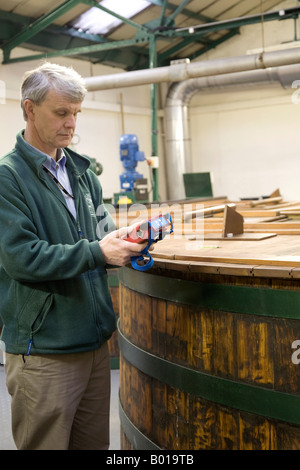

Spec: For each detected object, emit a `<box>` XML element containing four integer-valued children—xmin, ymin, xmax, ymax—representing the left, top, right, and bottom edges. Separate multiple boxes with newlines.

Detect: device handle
<box><xmin>130</xmin><ymin>251</ymin><xmax>154</xmax><ymax>271</ymax></box>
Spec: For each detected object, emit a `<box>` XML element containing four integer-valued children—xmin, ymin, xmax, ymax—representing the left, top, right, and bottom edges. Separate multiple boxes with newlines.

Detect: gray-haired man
<box><xmin>0</xmin><ymin>62</ymin><xmax>146</xmax><ymax>450</ymax></box>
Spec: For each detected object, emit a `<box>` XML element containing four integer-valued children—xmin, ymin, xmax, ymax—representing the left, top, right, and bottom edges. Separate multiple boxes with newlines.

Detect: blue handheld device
<box><xmin>125</xmin><ymin>213</ymin><xmax>173</xmax><ymax>271</ymax></box>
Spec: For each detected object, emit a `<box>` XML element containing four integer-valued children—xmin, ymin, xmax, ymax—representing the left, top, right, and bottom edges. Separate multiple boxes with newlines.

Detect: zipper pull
<box><xmin>26</xmin><ymin>337</ymin><xmax>33</xmax><ymax>356</ymax></box>
<box><xmin>77</xmin><ymin>223</ymin><xmax>83</xmax><ymax>239</ymax></box>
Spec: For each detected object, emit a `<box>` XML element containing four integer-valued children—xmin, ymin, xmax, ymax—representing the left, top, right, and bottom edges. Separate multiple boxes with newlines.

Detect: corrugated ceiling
<box><xmin>0</xmin><ymin>0</ymin><xmax>297</xmax><ymax>70</ymax></box>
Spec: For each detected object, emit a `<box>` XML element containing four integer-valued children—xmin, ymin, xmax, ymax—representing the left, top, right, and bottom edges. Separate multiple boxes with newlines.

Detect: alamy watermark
<box><xmin>291</xmin><ymin>80</ymin><xmax>300</xmax><ymax>104</ymax></box>
<box><xmin>96</xmin><ymin>201</ymin><xmax>205</xmax><ymax>250</ymax></box>
<box><xmin>291</xmin><ymin>340</ymin><xmax>300</xmax><ymax>364</ymax></box>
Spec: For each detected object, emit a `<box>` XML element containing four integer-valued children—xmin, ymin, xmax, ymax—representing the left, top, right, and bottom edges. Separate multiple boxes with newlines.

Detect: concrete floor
<box><xmin>0</xmin><ymin>364</ymin><xmax>120</xmax><ymax>450</ymax></box>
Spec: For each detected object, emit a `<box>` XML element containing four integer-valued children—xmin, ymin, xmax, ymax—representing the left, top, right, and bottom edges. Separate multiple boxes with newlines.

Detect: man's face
<box><xmin>28</xmin><ymin>88</ymin><xmax>82</xmax><ymax>155</ymax></box>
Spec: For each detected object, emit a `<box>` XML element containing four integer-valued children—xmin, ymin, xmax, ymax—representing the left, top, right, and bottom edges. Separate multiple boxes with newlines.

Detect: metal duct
<box><xmin>84</xmin><ymin>47</ymin><xmax>300</xmax><ymax>91</ymax></box>
<box><xmin>165</xmin><ymin>63</ymin><xmax>300</xmax><ymax>199</ymax></box>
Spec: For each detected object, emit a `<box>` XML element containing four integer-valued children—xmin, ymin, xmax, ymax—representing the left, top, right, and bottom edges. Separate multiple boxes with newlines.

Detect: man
<box><xmin>0</xmin><ymin>62</ymin><xmax>147</xmax><ymax>450</ymax></box>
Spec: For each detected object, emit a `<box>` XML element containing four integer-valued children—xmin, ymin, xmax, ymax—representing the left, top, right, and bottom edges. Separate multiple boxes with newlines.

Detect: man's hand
<box><xmin>99</xmin><ymin>223</ymin><xmax>152</xmax><ymax>267</ymax></box>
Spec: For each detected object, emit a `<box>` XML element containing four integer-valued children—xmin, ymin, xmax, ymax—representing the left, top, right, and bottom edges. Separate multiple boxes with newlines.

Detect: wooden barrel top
<box><xmin>152</xmin><ymin>235</ymin><xmax>300</xmax><ymax>278</ymax></box>
<box><xmin>113</xmin><ymin>195</ymin><xmax>300</xmax><ymax>279</ymax></box>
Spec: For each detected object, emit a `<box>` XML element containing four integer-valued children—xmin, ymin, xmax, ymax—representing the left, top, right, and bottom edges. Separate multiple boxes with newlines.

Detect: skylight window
<box><xmin>72</xmin><ymin>0</ymin><xmax>151</xmax><ymax>35</ymax></box>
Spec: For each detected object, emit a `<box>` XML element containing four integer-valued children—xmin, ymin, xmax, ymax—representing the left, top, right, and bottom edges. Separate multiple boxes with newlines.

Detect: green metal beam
<box><xmin>82</xmin><ymin>0</ymin><xmax>150</xmax><ymax>34</ymax></box>
<box><xmin>26</xmin><ymin>29</ymin><xmax>148</xmax><ymax>68</ymax></box>
<box><xmin>170</xmin><ymin>6</ymin><xmax>300</xmax><ymax>38</ymax></box>
<box><xmin>159</xmin><ymin>0</ymin><xmax>168</xmax><ymax>27</ymax></box>
<box><xmin>1</xmin><ymin>0</ymin><xmax>82</xmax><ymax>62</ymax></box>
<box><xmin>0</xmin><ymin>9</ymin><xmax>30</xmax><ymax>22</ymax></box>
<box><xmin>3</xmin><ymin>35</ymin><xmax>151</xmax><ymax>64</ymax></box>
<box><xmin>0</xmin><ymin>17</ymin><xmax>149</xmax><ymax>69</ymax></box>
<box><xmin>0</xmin><ymin>9</ymin><xmax>149</xmax><ymax>68</ymax></box>
<box><xmin>164</xmin><ymin>0</ymin><xmax>192</xmax><ymax>27</ymax></box>
<box><xmin>0</xmin><ymin>10</ymin><xmax>103</xmax><ymax>45</ymax></box>
<box><xmin>144</xmin><ymin>0</ymin><xmax>215</xmax><ymax>24</ymax></box>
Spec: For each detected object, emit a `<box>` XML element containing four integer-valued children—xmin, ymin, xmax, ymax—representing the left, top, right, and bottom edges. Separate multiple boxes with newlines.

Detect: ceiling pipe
<box><xmin>84</xmin><ymin>47</ymin><xmax>300</xmax><ymax>91</ymax></box>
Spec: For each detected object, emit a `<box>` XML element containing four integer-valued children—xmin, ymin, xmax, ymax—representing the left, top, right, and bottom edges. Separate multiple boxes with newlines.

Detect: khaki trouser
<box><xmin>4</xmin><ymin>343</ymin><xmax>110</xmax><ymax>450</ymax></box>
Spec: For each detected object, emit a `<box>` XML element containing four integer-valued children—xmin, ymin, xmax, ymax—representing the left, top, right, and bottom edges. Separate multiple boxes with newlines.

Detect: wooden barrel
<box><xmin>118</xmin><ymin>264</ymin><xmax>300</xmax><ymax>450</ymax></box>
<box><xmin>107</xmin><ymin>268</ymin><xmax>120</xmax><ymax>369</ymax></box>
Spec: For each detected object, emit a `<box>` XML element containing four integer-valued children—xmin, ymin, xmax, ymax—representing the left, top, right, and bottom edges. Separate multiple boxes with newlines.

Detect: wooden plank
<box><xmin>189</xmin><ymin>398</ymin><xmax>216</xmax><ymax>449</ymax></box>
<box><xmin>135</xmin><ymin>291</ymin><xmax>152</xmax><ymax>351</ymax></box>
<box><xmin>151</xmin><ymin>298</ymin><xmax>167</xmax><ymax>358</ymax></box>
<box><xmin>279</xmin><ymin>210</ymin><xmax>300</xmax><ymax>216</ymax></box>
<box><xmin>252</xmin><ymin>266</ymin><xmax>292</xmax><ymax>278</ymax></box>
<box><xmin>237</xmin><ymin>319</ymin><xmax>274</xmax><ymax>386</ymax></box>
<box><xmin>250</xmin><ymin>196</ymin><xmax>282</xmax><ymax>207</ymax></box>
<box><xmin>238</xmin><ymin>210</ymin><xmax>284</xmax><ymax>217</ymax></box>
<box><xmin>205</xmin><ymin>233</ymin><xmax>277</xmax><ymax>241</ymax></box>
<box><xmin>170</xmin><ymin>249</ymin><xmax>300</xmax><ymax>267</ymax></box>
<box><xmin>213</xmin><ymin>311</ymin><xmax>236</xmax><ymax>379</ymax></box>
<box><xmin>188</xmin><ymin>309</ymin><xmax>214</xmax><ymax>372</ymax></box>
<box><xmin>273</xmin><ymin>319</ymin><xmax>300</xmax><ymax>394</ymax></box>
<box><xmin>184</xmin><ymin>203</ymin><xmax>236</xmax><ymax>221</ymax></box>
<box><xmin>151</xmin><ymin>381</ymin><xmax>168</xmax><ymax>448</ymax></box>
<box><xmin>239</xmin><ymin>413</ymin><xmax>277</xmax><ymax>450</ymax></box>
<box><xmin>216</xmin><ymin>408</ymin><xmax>239</xmax><ymax>450</ymax></box>
<box><xmin>166</xmin><ymin>387</ymin><xmax>190</xmax><ymax>449</ymax></box>
<box><xmin>245</xmin><ymin>222</ymin><xmax>300</xmax><ymax>229</ymax></box>
<box><xmin>277</xmin><ymin>424</ymin><xmax>300</xmax><ymax>450</ymax></box>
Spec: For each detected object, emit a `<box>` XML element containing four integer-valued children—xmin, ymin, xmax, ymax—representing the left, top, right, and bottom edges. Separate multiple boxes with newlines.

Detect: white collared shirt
<box><xmin>21</xmin><ymin>135</ymin><xmax>77</xmax><ymax>220</ymax></box>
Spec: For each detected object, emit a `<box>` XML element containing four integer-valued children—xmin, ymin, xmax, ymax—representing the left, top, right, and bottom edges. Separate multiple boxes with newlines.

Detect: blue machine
<box><xmin>119</xmin><ymin>134</ymin><xmax>145</xmax><ymax>192</ymax></box>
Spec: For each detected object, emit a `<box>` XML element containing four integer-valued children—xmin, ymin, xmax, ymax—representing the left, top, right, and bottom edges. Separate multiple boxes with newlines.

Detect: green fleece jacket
<box><xmin>0</xmin><ymin>131</ymin><xmax>117</xmax><ymax>355</ymax></box>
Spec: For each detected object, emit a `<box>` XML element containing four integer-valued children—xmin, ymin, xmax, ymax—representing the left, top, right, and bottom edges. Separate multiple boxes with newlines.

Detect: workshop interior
<box><xmin>2</xmin><ymin>0</ymin><xmax>300</xmax><ymax>451</ymax></box>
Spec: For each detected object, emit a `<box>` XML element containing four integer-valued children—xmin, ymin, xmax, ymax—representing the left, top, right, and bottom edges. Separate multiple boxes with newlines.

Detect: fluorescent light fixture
<box><xmin>72</xmin><ymin>0</ymin><xmax>151</xmax><ymax>35</ymax></box>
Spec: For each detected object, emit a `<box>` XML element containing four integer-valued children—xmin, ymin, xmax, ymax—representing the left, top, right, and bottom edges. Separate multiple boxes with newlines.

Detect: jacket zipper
<box><xmin>26</xmin><ymin>294</ymin><xmax>53</xmax><ymax>356</ymax></box>
<box><xmin>26</xmin><ymin>335</ymin><xmax>33</xmax><ymax>356</ymax></box>
<box><xmin>77</xmin><ymin>222</ymin><xmax>83</xmax><ymax>239</ymax></box>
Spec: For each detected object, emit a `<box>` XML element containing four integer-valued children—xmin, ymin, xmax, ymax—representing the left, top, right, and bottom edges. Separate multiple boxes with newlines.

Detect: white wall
<box><xmin>188</xmin><ymin>0</ymin><xmax>300</xmax><ymax>201</ymax></box>
<box><xmin>189</xmin><ymin>85</ymin><xmax>300</xmax><ymax>200</ymax></box>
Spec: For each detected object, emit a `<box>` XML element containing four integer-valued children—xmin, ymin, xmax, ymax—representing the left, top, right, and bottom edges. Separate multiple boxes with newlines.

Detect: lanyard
<box><xmin>42</xmin><ymin>166</ymin><xmax>74</xmax><ymax>199</ymax></box>
<box><xmin>42</xmin><ymin>166</ymin><xmax>86</xmax><ymax>239</ymax></box>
